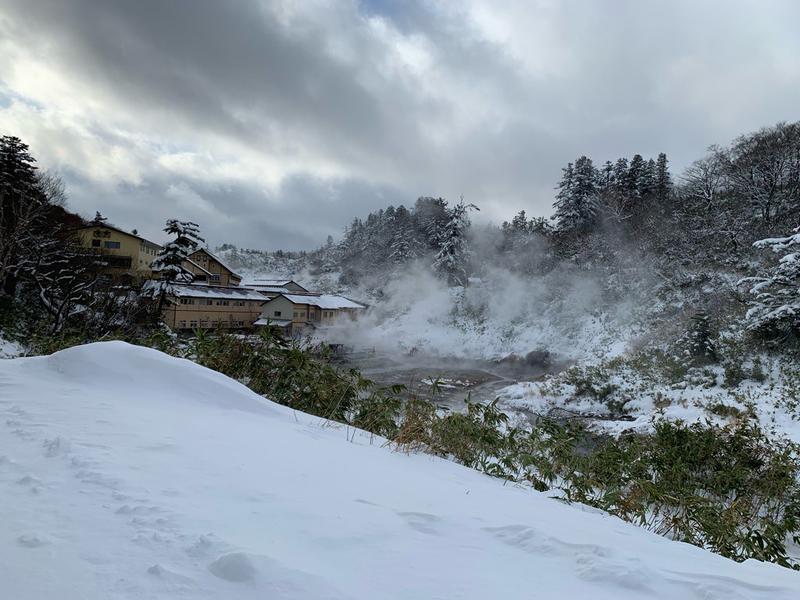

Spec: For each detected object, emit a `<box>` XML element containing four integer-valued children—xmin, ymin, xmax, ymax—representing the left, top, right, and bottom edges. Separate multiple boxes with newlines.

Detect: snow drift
<box><xmin>1</xmin><ymin>341</ymin><xmax>798</xmax><ymax>599</ymax></box>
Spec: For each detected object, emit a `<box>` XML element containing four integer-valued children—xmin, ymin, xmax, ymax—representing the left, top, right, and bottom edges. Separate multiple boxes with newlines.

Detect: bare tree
<box><xmin>681</xmin><ymin>149</ymin><xmax>726</xmax><ymax>209</ymax></box>
<box><xmin>722</xmin><ymin>122</ymin><xmax>800</xmax><ymax>224</ymax></box>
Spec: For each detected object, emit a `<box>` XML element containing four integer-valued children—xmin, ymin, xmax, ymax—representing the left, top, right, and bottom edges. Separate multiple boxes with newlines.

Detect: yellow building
<box><xmin>183</xmin><ymin>248</ymin><xmax>242</xmax><ymax>287</ymax></box>
<box><xmin>74</xmin><ymin>223</ymin><xmax>162</xmax><ymax>284</ymax></box>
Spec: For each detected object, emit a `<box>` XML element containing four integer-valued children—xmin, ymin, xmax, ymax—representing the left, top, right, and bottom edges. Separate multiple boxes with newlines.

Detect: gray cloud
<box><xmin>0</xmin><ymin>0</ymin><xmax>798</xmax><ymax>248</ymax></box>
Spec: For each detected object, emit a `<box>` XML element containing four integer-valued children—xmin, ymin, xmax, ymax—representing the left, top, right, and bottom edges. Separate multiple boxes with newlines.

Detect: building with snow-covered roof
<box><xmin>245</xmin><ymin>279</ymin><xmax>309</xmax><ymax>294</ymax></box>
<box><xmin>257</xmin><ymin>293</ymin><xmax>367</xmax><ymax>334</ymax></box>
<box><xmin>183</xmin><ymin>248</ymin><xmax>242</xmax><ymax>287</ymax></box>
<box><xmin>157</xmin><ymin>283</ymin><xmax>267</xmax><ymax>331</ymax></box>
<box><xmin>242</xmin><ymin>279</ymin><xmax>310</xmax><ymax>299</ymax></box>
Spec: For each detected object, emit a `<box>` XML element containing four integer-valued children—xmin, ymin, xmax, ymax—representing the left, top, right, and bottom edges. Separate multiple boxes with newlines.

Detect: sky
<box><xmin>1</xmin><ymin>0</ymin><xmax>798</xmax><ymax>250</ymax></box>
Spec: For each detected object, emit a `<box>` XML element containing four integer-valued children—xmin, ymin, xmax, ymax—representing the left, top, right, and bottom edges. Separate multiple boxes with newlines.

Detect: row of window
<box><xmin>91</xmin><ymin>239</ymin><xmax>121</xmax><ymax>249</ymax></box>
<box><xmin>179</xmin><ymin>298</ymin><xmax>252</xmax><ymax>306</ymax></box>
<box><xmin>285</xmin><ymin>310</ymin><xmax>337</xmax><ymax>319</ymax></box>
<box><xmin>178</xmin><ymin>320</ymin><xmax>247</xmax><ymax>329</ymax></box>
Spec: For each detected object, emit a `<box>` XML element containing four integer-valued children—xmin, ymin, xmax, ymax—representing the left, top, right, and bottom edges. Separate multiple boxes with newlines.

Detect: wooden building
<box><xmin>159</xmin><ymin>283</ymin><xmax>266</xmax><ymax>330</ymax></box>
<box><xmin>256</xmin><ymin>293</ymin><xmax>367</xmax><ymax>334</ymax></box>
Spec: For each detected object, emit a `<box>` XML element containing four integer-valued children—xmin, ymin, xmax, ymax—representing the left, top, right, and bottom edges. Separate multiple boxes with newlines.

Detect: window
<box><xmin>206</xmin><ymin>299</ymin><xmax>213</xmax><ymax>305</ymax></box>
<box><xmin>179</xmin><ymin>298</ymin><xmax>195</xmax><ymax>305</ymax></box>
<box><xmin>274</xmin><ymin>311</ymin><xmax>282</xmax><ymax>317</ymax></box>
<box><xmin>91</xmin><ymin>239</ymin><xmax>101</xmax><ymax>247</ymax></box>
<box><xmin>209</xmin><ymin>274</ymin><xmax>220</xmax><ymax>283</ymax></box>
<box><xmin>236</xmin><ymin>300</ymin><xmax>245</xmax><ymax>306</ymax></box>
<box><xmin>189</xmin><ymin>320</ymin><xmax>198</xmax><ymax>328</ymax></box>
<box><xmin>179</xmin><ymin>320</ymin><xmax>187</xmax><ymax>328</ymax></box>
<box><xmin>200</xmin><ymin>319</ymin><xmax>208</xmax><ymax>328</ymax></box>
<box><xmin>216</xmin><ymin>300</ymin><xmax>229</xmax><ymax>306</ymax></box>
<box><xmin>104</xmin><ymin>241</ymin><xmax>121</xmax><ymax>249</ymax></box>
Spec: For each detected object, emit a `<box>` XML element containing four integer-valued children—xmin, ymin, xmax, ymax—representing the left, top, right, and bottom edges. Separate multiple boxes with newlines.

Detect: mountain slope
<box><xmin>1</xmin><ymin>342</ymin><xmax>798</xmax><ymax>599</ymax></box>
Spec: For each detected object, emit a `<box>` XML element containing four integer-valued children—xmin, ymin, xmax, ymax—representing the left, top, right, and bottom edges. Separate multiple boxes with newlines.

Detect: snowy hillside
<box><xmin>1</xmin><ymin>342</ymin><xmax>799</xmax><ymax>599</ymax></box>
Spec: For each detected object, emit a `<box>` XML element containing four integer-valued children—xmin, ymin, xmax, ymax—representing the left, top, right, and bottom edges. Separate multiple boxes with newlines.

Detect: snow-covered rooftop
<box><xmin>1</xmin><ymin>341</ymin><xmax>797</xmax><ymax>599</ymax></box>
<box><xmin>244</xmin><ymin>284</ymin><xmax>293</xmax><ymax>294</ymax></box>
<box><xmin>279</xmin><ymin>293</ymin><xmax>367</xmax><ymax>310</ymax></box>
<box><xmin>169</xmin><ymin>283</ymin><xmax>266</xmax><ymax>301</ymax></box>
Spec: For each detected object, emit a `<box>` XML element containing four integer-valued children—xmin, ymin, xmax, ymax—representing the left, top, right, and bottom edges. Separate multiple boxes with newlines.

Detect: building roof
<box><xmin>248</xmin><ymin>286</ymin><xmax>293</xmax><ymax>295</ymax></box>
<box><xmin>184</xmin><ymin>258</ymin><xmax>212</xmax><ymax>276</ymax></box>
<box><xmin>74</xmin><ymin>222</ymin><xmax>162</xmax><ymax>248</ymax></box>
<box><xmin>190</xmin><ymin>248</ymin><xmax>241</xmax><ymax>279</ymax></box>
<box><xmin>244</xmin><ymin>279</ymin><xmax>309</xmax><ymax>292</ymax></box>
<box><xmin>168</xmin><ymin>283</ymin><xmax>267</xmax><ymax>301</ymax></box>
<box><xmin>273</xmin><ymin>293</ymin><xmax>367</xmax><ymax>310</ymax></box>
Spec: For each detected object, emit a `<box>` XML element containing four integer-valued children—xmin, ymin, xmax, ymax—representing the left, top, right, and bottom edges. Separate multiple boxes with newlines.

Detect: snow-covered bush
<box><xmin>744</xmin><ymin>227</ymin><xmax>800</xmax><ymax>342</ymax></box>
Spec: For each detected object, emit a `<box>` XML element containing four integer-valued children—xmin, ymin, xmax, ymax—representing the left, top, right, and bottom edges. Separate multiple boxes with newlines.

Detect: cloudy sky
<box><xmin>1</xmin><ymin>0</ymin><xmax>798</xmax><ymax>249</ymax></box>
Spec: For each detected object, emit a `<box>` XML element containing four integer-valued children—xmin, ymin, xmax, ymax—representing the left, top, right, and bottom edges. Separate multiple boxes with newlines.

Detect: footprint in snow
<box><xmin>17</xmin><ymin>533</ymin><xmax>52</xmax><ymax>548</ymax></box>
<box><xmin>397</xmin><ymin>511</ymin><xmax>442</xmax><ymax>535</ymax></box>
<box><xmin>43</xmin><ymin>436</ymin><xmax>71</xmax><ymax>457</ymax></box>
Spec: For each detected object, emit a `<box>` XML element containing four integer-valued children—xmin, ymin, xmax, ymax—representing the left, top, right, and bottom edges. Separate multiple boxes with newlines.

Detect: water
<box><xmin>336</xmin><ymin>348</ymin><xmax>567</xmax><ymax>411</ymax></box>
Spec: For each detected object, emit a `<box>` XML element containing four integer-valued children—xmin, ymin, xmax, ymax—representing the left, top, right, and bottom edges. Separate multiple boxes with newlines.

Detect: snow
<box><xmin>168</xmin><ymin>283</ymin><xmax>268</xmax><ymax>301</ymax></box>
<box><xmin>0</xmin><ymin>335</ymin><xmax>23</xmax><ymax>358</ymax></box>
<box><xmin>279</xmin><ymin>293</ymin><xmax>367</xmax><ymax>310</ymax></box>
<box><xmin>1</xmin><ymin>341</ymin><xmax>799</xmax><ymax>598</ymax></box>
<box><xmin>497</xmin><ymin>358</ymin><xmax>800</xmax><ymax>443</ymax></box>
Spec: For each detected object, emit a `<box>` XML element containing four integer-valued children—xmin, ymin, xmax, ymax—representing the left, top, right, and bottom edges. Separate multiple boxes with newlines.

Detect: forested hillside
<box><xmin>218</xmin><ymin>121</ymin><xmax>800</xmax><ymax>360</ymax></box>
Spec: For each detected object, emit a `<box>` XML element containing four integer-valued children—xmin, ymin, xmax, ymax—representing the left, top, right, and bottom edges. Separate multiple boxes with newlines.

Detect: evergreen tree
<box><xmin>433</xmin><ymin>200</ymin><xmax>478</xmax><ymax>286</ymax></box>
<box><xmin>612</xmin><ymin>158</ymin><xmax>629</xmax><ymax>194</ymax></box>
<box><xmin>627</xmin><ymin>154</ymin><xmax>646</xmax><ymax>198</ymax></box>
<box><xmin>655</xmin><ymin>152</ymin><xmax>671</xmax><ymax>201</ymax></box>
<box><xmin>553</xmin><ymin>156</ymin><xmax>600</xmax><ymax>232</ymax></box>
<box><xmin>0</xmin><ymin>135</ymin><xmax>41</xmax><ymax>296</ymax></box>
<box><xmin>743</xmin><ymin>226</ymin><xmax>800</xmax><ymax>341</ymax></box>
<box><xmin>687</xmin><ymin>310</ymin><xmax>717</xmax><ymax>363</ymax></box>
<box><xmin>152</xmin><ymin>220</ymin><xmax>205</xmax><ymax>285</ymax></box>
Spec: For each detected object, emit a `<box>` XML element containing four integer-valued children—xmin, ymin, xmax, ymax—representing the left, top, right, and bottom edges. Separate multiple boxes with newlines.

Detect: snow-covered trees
<box><xmin>553</xmin><ymin>156</ymin><xmax>600</xmax><ymax>232</ymax></box>
<box><xmin>152</xmin><ymin>220</ymin><xmax>204</xmax><ymax>284</ymax></box>
<box><xmin>16</xmin><ymin>236</ymin><xmax>101</xmax><ymax>333</ymax></box>
<box><xmin>687</xmin><ymin>310</ymin><xmax>717</xmax><ymax>363</ymax></box>
<box><xmin>722</xmin><ymin>122</ymin><xmax>800</xmax><ymax>224</ymax></box>
<box><xmin>433</xmin><ymin>200</ymin><xmax>478</xmax><ymax>287</ymax></box>
<box><xmin>0</xmin><ymin>136</ymin><xmax>45</xmax><ymax>296</ymax></box>
<box><xmin>147</xmin><ymin>220</ymin><xmax>205</xmax><ymax>311</ymax></box>
<box><xmin>744</xmin><ymin>227</ymin><xmax>800</xmax><ymax>340</ymax></box>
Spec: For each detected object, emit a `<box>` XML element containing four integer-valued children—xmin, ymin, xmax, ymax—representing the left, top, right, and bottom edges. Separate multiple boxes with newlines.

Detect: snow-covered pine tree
<box><xmin>433</xmin><ymin>199</ymin><xmax>478</xmax><ymax>287</ymax></box>
<box><xmin>743</xmin><ymin>226</ymin><xmax>800</xmax><ymax>340</ymax></box>
<box><xmin>553</xmin><ymin>156</ymin><xmax>600</xmax><ymax>232</ymax></box>
<box><xmin>612</xmin><ymin>157</ymin><xmax>629</xmax><ymax>193</ymax></box>
<box><xmin>389</xmin><ymin>226</ymin><xmax>413</xmax><ymax>265</ymax></box>
<box><xmin>0</xmin><ymin>135</ymin><xmax>42</xmax><ymax>296</ymax></box>
<box><xmin>687</xmin><ymin>309</ymin><xmax>717</xmax><ymax>363</ymax></box>
<box><xmin>640</xmin><ymin>158</ymin><xmax>657</xmax><ymax>199</ymax></box>
<box><xmin>152</xmin><ymin>220</ymin><xmax>204</xmax><ymax>284</ymax></box>
<box><xmin>655</xmin><ymin>152</ymin><xmax>671</xmax><ymax>202</ymax></box>
<box><xmin>627</xmin><ymin>154</ymin><xmax>646</xmax><ymax>198</ymax></box>
<box><xmin>147</xmin><ymin>220</ymin><xmax>205</xmax><ymax>312</ymax></box>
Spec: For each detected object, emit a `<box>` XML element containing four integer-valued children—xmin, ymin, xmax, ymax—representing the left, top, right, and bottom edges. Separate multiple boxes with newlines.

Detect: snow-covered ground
<box><xmin>497</xmin><ymin>357</ymin><xmax>800</xmax><ymax>442</ymax></box>
<box><xmin>0</xmin><ymin>335</ymin><xmax>23</xmax><ymax>358</ymax></box>
<box><xmin>2</xmin><ymin>342</ymin><xmax>799</xmax><ymax>599</ymax></box>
